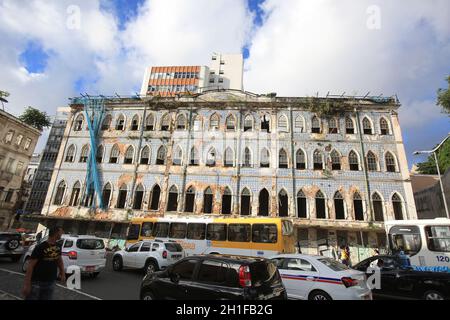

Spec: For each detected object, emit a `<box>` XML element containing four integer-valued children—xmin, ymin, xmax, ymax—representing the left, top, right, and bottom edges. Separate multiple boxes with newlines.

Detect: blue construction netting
<box><xmin>78</xmin><ymin>97</ymin><xmax>105</xmax><ymax>210</ymax></box>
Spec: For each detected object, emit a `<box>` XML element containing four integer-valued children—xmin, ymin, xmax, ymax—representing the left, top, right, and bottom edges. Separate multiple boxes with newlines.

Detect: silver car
<box><xmin>0</xmin><ymin>232</ymin><xmax>24</xmax><ymax>262</ymax></box>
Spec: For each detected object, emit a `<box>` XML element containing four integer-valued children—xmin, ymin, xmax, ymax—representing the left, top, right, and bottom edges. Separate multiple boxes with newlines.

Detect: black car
<box><xmin>140</xmin><ymin>254</ymin><xmax>287</xmax><ymax>300</ymax></box>
<box><xmin>353</xmin><ymin>255</ymin><xmax>450</xmax><ymax>300</ymax></box>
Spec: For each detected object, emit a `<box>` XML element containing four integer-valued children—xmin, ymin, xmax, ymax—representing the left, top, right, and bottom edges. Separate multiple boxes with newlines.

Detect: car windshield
<box><xmin>165</xmin><ymin>243</ymin><xmax>183</xmax><ymax>252</ymax></box>
<box><xmin>318</xmin><ymin>258</ymin><xmax>349</xmax><ymax>271</ymax></box>
<box><xmin>76</xmin><ymin>239</ymin><xmax>105</xmax><ymax>250</ymax></box>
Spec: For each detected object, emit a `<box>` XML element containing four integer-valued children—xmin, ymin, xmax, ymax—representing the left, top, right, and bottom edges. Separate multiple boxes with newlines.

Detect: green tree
<box><xmin>437</xmin><ymin>76</ymin><xmax>450</xmax><ymax>114</ymax></box>
<box><xmin>18</xmin><ymin>107</ymin><xmax>51</xmax><ymax>131</ymax></box>
<box><xmin>417</xmin><ymin>139</ymin><xmax>450</xmax><ymax>174</ymax></box>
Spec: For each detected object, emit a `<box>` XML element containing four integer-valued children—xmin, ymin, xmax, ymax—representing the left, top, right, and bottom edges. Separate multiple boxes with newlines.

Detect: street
<box><xmin>0</xmin><ymin>253</ymin><xmax>144</xmax><ymax>300</ymax></box>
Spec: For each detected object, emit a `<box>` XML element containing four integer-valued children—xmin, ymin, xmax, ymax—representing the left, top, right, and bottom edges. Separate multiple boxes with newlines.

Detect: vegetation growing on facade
<box><xmin>437</xmin><ymin>76</ymin><xmax>450</xmax><ymax>115</ymax></box>
<box><xmin>19</xmin><ymin>107</ymin><xmax>52</xmax><ymax>131</ymax></box>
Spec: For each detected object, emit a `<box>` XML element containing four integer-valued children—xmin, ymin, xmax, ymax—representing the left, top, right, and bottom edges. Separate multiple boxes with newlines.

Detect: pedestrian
<box><xmin>340</xmin><ymin>245</ymin><xmax>350</xmax><ymax>266</ymax></box>
<box><xmin>22</xmin><ymin>226</ymin><xmax>66</xmax><ymax>300</ymax></box>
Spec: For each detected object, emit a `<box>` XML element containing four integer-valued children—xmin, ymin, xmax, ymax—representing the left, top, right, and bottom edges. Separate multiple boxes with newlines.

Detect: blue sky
<box><xmin>1</xmin><ymin>0</ymin><xmax>449</xmax><ymax>167</ymax></box>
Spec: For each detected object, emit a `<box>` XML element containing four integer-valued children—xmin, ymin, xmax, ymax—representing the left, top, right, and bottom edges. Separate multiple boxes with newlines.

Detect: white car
<box><xmin>271</xmin><ymin>254</ymin><xmax>372</xmax><ymax>300</ymax></box>
<box><xmin>22</xmin><ymin>235</ymin><xmax>107</xmax><ymax>277</ymax></box>
<box><xmin>112</xmin><ymin>240</ymin><xmax>185</xmax><ymax>274</ymax></box>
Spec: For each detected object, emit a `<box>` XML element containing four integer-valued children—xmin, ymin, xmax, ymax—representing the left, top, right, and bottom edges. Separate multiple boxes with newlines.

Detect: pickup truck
<box><xmin>353</xmin><ymin>255</ymin><xmax>450</xmax><ymax>300</ymax></box>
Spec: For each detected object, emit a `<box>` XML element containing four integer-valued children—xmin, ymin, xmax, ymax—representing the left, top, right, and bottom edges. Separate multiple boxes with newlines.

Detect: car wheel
<box><xmin>112</xmin><ymin>256</ymin><xmax>123</xmax><ymax>271</ymax></box>
<box><xmin>5</xmin><ymin>239</ymin><xmax>20</xmax><ymax>251</ymax></box>
<box><xmin>144</xmin><ymin>260</ymin><xmax>158</xmax><ymax>275</ymax></box>
<box><xmin>309</xmin><ymin>290</ymin><xmax>332</xmax><ymax>301</ymax></box>
<box><xmin>22</xmin><ymin>257</ymin><xmax>29</xmax><ymax>273</ymax></box>
<box><xmin>424</xmin><ymin>290</ymin><xmax>444</xmax><ymax>300</ymax></box>
<box><xmin>141</xmin><ymin>290</ymin><xmax>156</xmax><ymax>300</ymax></box>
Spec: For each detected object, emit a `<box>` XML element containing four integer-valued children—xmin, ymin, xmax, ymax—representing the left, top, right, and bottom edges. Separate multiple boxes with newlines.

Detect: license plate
<box><xmin>85</xmin><ymin>266</ymin><xmax>95</xmax><ymax>272</ymax></box>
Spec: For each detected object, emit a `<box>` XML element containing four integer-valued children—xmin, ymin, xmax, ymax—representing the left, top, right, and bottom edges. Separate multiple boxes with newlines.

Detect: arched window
<box><xmin>316</xmin><ymin>191</ymin><xmax>326</xmax><ymax>219</ymax></box>
<box><xmin>260</xmin><ymin>148</ymin><xmax>270</xmax><ymax>168</ymax></box>
<box><xmin>278</xmin><ymin>115</ymin><xmax>288</xmax><ymax>132</ymax></box>
<box><xmin>224</xmin><ymin>147</ymin><xmax>234</xmax><ymax>167</ymax></box>
<box><xmin>54</xmin><ymin>181</ymin><xmax>66</xmax><ymax>205</ymax></box>
<box><xmin>176</xmin><ymin>114</ymin><xmax>187</xmax><ymax>130</ymax></box>
<box><xmin>278</xmin><ymin>189</ymin><xmax>289</xmax><ymax>217</ymax></box>
<box><xmin>145</xmin><ymin>114</ymin><xmax>155</xmax><ymax>131</ymax></box>
<box><xmin>279</xmin><ymin>149</ymin><xmax>288</xmax><ymax>168</ymax></box>
<box><xmin>367</xmin><ymin>151</ymin><xmax>378</xmax><ymax>171</ymax></box>
<box><xmin>184</xmin><ymin>186</ymin><xmax>195</xmax><ymax>213</ymax></box>
<box><xmin>372</xmin><ymin>193</ymin><xmax>384</xmax><ymax>222</ymax></box>
<box><xmin>385</xmin><ymin>152</ymin><xmax>397</xmax><ymax>172</ymax></box>
<box><xmin>167</xmin><ymin>185</ymin><xmax>179</xmax><ymax>212</ymax></box>
<box><xmin>79</xmin><ymin>145</ymin><xmax>89</xmax><ymax>163</ymax></box>
<box><xmin>392</xmin><ymin>193</ymin><xmax>404</xmax><ymax>220</ymax></box>
<box><xmin>354</xmin><ymin>192</ymin><xmax>364</xmax><ymax>221</ymax></box>
<box><xmin>190</xmin><ymin>147</ymin><xmax>199</xmax><ymax>166</ymax></box>
<box><xmin>362</xmin><ymin>117</ymin><xmax>372</xmax><ymax>135</ymax></box>
<box><xmin>124</xmin><ymin>146</ymin><xmax>134</xmax><ymax>164</ymax></box>
<box><xmin>173</xmin><ymin>146</ymin><xmax>183</xmax><ymax>166</ymax></box>
<box><xmin>209</xmin><ymin>113</ymin><xmax>220</xmax><ymax>130</ymax></box>
<box><xmin>260</xmin><ymin>113</ymin><xmax>270</xmax><ymax>132</ymax></box>
<box><xmin>84</xmin><ymin>185</ymin><xmax>95</xmax><ymax>207</ymax></box>
<box><xmin>349</xmin><ymin>151</ymin><xmax>359</xmax><ymax>171</ymax></box>
<box><xmin>69</xmin><ymin>182</ymin><xmax>81</xmax><ymax>206</ymax></box>
<box><xmin>161</xmin><ymin>114</ymin><xmax>171</xmax><ymax>131</ymax></box>
<box><xmin>296</xmin><ymin>149</ymin><xmax>306</xmax><ymax>170</ymax></box>
<box><xmin>312</xmin><ymin>116</ymin><xmax>321</xmax><ymax>133</ymax></box>
<box><xmin>116</xmin><ymin>114</ymin><xmax>125</xmax><ymax>131</ymax></box>
<box><xmin>74</xmin><ymin>114</ymin><xmax>84</xmax><ymax>131</ymax></box>
<box><xmin>258</xmin><ymin>189</ymin><xmax>270</xmax><ymax>216</ymax></box>
<box><xmin>313</xmin><ymin>150</ymin><xmax>323</xmax><ymax>170</ymax></box>
<box><xmin>345</xmin><ymin>117</ymin><xmax>355</xmax><ymax>134</ymax></box>
<box><xmin>241</xmin><ymin>188</ymin><xmax>251</xmax><ymax>216</ymax></box>
<box><xmin>244</xmin><ymin>115</ymin><xmax>254</xmax><ymax>132</ymax></box>
<box><xmin>130</xmin><ymin>115</ymin><xmax>139</xmax><ymax>131</ymax></box>
<box><xmin>330</xmin><ymin>150</ymin><xmax>341</xmax><ymax>170</ymax></box>
<box><xmin>156</xmin><ymin>146</ymin><xmax>167</xmax><ymax>165</ymax></box>
<box><xmin>65</xmin><ymin>145</ymin><xmax>76</xmax><ymax>162</ymax></box>
<box><xmin>102</xmin><ymin>183</ymin><xmax>112</xmax><ymax>207</ymax></box>
<box><xmin>243</xmin><ymin>147</ymin><xmax>252</xmax><ymax>167</ymax></box>
<box><xmin>328</xmin><ymin>118</ymin><xmax>338</xmax><ymax>134</ymax></box>
<box><xmin>222</xmin><ymin>187</ymin><xmax>232</xmax><ymax>215</ymax></box>
<box><xmin>110</xmin><ymin>144</ymin><xmax>120</xmax><ymax>164</ymax></box>
<box><xmin>117</xmin><ymin>184</ymin><xmax>128</xmax><ymax>209</ymax></box>
<box><xmin>226</xmin><ymin>115</ymin><xmax>236</xmax><ymax>131</ymax></box>
<box><xmin>380</xmin><ymin>117</ymin><xmax>389</xmax><ymax>135</ymax></box>
<box><xmin>101</xmin><ymin>115</ymin><xmax>111</xmax><ymax>131</ymax></box>
<box><xmin>203</xmin><ymin>187</ymin><xmax>213</xmax><ymax>214</ymax></box>
<box><xmin>96</xmin><ymin>145</ymin><xmax>104</xmax><ymax>163</ymax></box>
<box><xmin>149</xmin><ymin>184</ymin><xmax>161</xmax><ymax>211</ymax></box>
<box><xmin>206</xmin><ymin>147</ymin><xmax>216</xmax><ymax>167</ymax></box>
<box><xmin>140</xmin><ymin>146</ymin><xmax>150</xmax><ymax>165</ymax></box>
<box><xmin>297</xmin><ymin>190</ymin><xmax>307</xmax><ymax>218</ymax></box>
<box><xmin>133</xmin><ymin>184</ymin><xmax>144</xmax><ymax>210</ymax></box>
<box><xmin>193</xmin><ymin>115</ymin><xmax>202</xmax><ymax>131</ymax></box>
<box><xmin>334</xmin><ymin>192</ymin><xmax>345</xmax><ymax>220</ymax></box>
<box><xmin>295</xmin><ymin>115</ymin><xmax>304</xmax><ymax>133</ymax></box>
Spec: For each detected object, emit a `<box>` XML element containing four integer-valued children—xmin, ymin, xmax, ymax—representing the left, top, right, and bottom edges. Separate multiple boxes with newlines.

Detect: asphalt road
<box><xmin>0</xmin><ymin>253</ymin><xmax>144</xmax><ymax>300</ymax></box>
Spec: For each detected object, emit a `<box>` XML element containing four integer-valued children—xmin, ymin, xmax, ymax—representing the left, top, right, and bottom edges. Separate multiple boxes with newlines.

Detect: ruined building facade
<box><xmin>40</xmin><ymin>91</ymin><xmax>417</xmax><ymax>254</ymax></box>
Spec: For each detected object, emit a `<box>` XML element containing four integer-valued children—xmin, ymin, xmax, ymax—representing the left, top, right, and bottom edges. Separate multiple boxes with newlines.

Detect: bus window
<box><xmin>282</xmin><ymin>220</ymin><xmax>294</xmax><ymax>236</ymax></box>
<box><xmin>425</xmin><ymin>226</ymin><xmax>450</xmax><ymax>252</ymax></box>
<box><xmin>169</xmin><ymin>223</ymin><xmax>187</xmax><ymax>239</ymax></box>
<box><xmin>151</xmin><ymin>222</ymin><xmax>169</xmax><ymax>238</ymax></box>
<box><xmin>252</xmin><ymin>224</ymin><xmax>277</xmax><ymax>243</ymax></box>
<box><xmin>228</xmin><ymin>224</ymin><xmax>251</xmax><ymax>242</ymax></box>
<box><xmin>206</xmin><ymin>224</ymin><xmax>227</xmax><ymax>241</ymax></box>
<box><xmin>187</xmin><ymin>223</ymin><xmax>206</xmax><ymax>240</ymax></box>
<box><xmin>389</xmin><ymin>226</ymin><xmax>421</xmax><ymax>255</ymax></box>
<box><xmin>127</xmin><ymin>224</ymin><xmax>140</xmax><ymax>240</ymax></box>
<box><xmin>141</xmin><ymin>222</ymin><xmax>153</xmax><ymax>237</ymax></box>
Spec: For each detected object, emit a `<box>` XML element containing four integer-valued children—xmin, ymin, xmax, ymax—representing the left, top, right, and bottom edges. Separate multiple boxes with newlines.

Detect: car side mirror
<box><xmin>170</xmin><ymin>272</ymin><xmax>180</xmax><ymax>284</ymax></box>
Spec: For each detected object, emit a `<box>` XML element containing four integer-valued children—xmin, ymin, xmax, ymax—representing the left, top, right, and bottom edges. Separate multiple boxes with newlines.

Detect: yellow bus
<box><xmin>125</xmin><ymin>216</ymin><xmax>296</xmax><ymax>258</ymax></box>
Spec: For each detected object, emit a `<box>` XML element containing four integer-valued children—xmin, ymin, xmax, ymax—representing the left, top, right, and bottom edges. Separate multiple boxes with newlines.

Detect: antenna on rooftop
<box><xmin>340</xmin><ymin>92</ymin><xmax>346</xmax><ymax>97</ymax></box>
<box><xmin>363</xmin><ymin>92</ymin><xmax>370</xmax><ymax>99</ymax></box>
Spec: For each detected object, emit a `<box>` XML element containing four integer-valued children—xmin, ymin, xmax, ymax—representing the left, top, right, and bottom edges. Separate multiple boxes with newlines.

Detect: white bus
<box><xmin>385</xmin><ymin>218</ymin><xmax>450</xmax><ymax>272</ymax></box>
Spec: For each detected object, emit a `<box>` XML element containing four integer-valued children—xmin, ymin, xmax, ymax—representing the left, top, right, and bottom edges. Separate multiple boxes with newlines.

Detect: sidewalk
<box><xmin>0</xmin><ymin>289</ymin><xmax>21</xmax><ymax>300</ymax></box>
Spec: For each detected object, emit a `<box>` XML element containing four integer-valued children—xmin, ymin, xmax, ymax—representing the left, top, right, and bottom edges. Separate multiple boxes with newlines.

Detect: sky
<box><xmin>0</xmin><ymin>0</ymin><xmax>449</xmax><ymax>168</ymax></box>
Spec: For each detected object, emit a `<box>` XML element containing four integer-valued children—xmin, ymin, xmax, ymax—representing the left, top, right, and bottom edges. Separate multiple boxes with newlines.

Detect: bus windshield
<box><xmin>389</xmin><ymin>226</ymin><xmax>422</xmax><ymax>256</ymax></box>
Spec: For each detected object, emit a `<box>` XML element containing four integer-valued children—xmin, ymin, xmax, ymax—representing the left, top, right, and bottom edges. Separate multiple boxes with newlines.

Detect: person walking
<box><xmin>22</xmin><ymin>226</ymin><xmax>66</xmax><ymax>300</ymax></box>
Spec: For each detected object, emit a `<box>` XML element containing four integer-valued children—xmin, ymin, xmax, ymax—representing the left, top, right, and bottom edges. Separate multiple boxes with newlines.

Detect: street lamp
<box><xmin>414</xmin><ymin>133</ymin><xmax>450</xmax><ymax>219</ymax></box>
